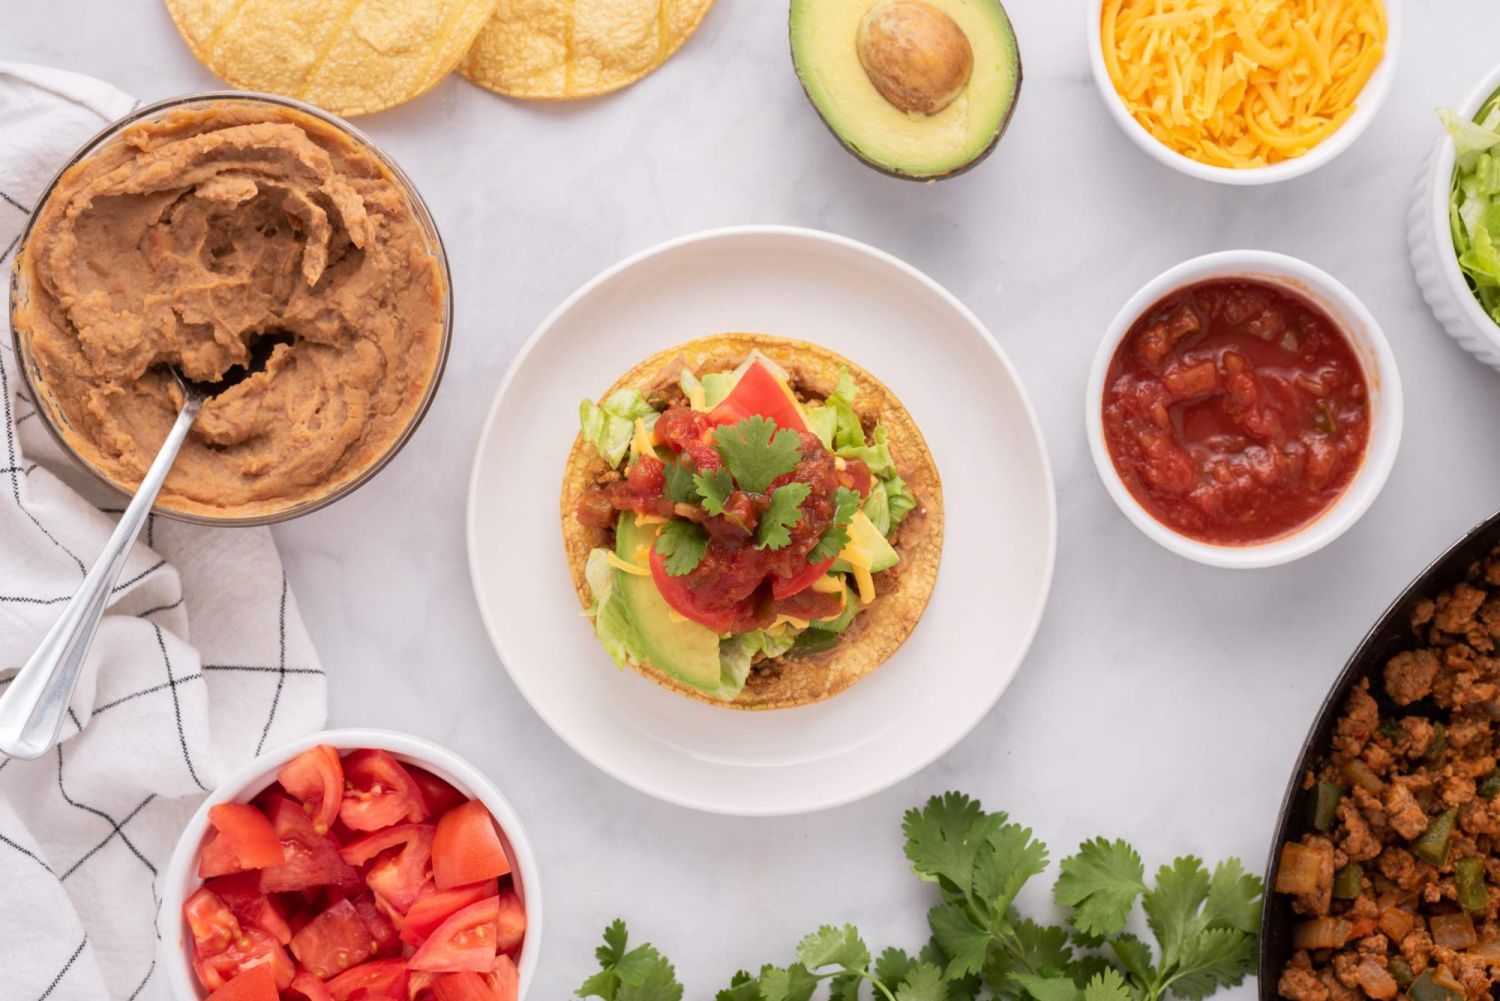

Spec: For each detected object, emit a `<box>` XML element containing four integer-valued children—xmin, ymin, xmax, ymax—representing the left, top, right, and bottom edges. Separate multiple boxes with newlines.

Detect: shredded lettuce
<box><xmin>578</xmin><ymin>389</ymin><xmax>656</xmax><ymax>468</ymax></box>
<box><xmin>1442</xmin><ymin>91</ymin><xmax>1500</xmax><ymax>325</ymax></box>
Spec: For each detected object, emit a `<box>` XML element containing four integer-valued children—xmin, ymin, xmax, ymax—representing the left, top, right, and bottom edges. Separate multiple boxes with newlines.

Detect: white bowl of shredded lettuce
<box><xmin>1410</xmin><ymin>62</ymin><xmax>1500</xmax><ymax>370</ymax></box>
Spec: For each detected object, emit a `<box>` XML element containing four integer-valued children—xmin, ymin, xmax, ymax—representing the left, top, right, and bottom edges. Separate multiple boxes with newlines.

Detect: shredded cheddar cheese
<box><xmin>605</xmin><ymin>552</ymin><xmax>651</xmax><ymax>576</ymax></box>
<box><xmin>1101</xmin><ymin>0</ymin><xmax>1386</xmax><ymax>168</ymax></box>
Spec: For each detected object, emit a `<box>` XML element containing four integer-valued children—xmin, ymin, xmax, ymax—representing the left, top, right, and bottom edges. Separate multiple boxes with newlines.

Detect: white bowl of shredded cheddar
<box><xmin>1088</xmin><ymin>0</ymin><xmax>1399</xmax><ymax>184</ymax></box>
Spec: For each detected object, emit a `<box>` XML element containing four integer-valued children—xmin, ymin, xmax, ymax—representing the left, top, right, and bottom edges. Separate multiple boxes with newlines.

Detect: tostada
<box><xmin>560</xmin><ymin>334</ymin><xmax>943</xmax><ymax>710</ymax></box>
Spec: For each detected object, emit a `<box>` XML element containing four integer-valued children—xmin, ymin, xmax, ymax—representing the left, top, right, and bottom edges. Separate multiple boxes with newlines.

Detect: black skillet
<box><xmin>1258</xmin><ymin>508</ymin><xmax>1500</xmax><ymax>998</ymax></box>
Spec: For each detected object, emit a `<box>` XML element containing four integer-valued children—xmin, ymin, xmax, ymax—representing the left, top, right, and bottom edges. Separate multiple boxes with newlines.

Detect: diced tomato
<box><xmin>431</xmin><ymin>972</ymin><xmax>496</xmax><ymax>1001</ymax></box>
<box><xmin>408</xmin><ymin>971</ymin><xmax>441</xmax><ymax>1001</ymax></box>
<box><xmin>260</xmin><ymin>794</ymin><xmax>361</xmax><ymax>893</ymax></box>
<box><xmin>205</xmin><ymin>872</ymin><xmax>292</xmax><ymax>945</ymax></box>
<box><xmin>487</xmin><ymin>956</ymin><xmax>520</xmax><ymax>1001</ymax></box>
<box><xmin>205</xmin><ymin>964</ymin><xmax>279</xmax><ymax>1001</ymax></box>
<box><xmin>770</xmin><ymin>557</ymin><xmax>836</xmax><ymax>601</ymax></box>
<box><xmin>185</xmin><ymin>888</ymin><xmax>242</xmax><ymax>958</ymax></box>
<box><xmin>709</xmin><ymin>361</ymin><xmax>808</xmax><ymax>433</ymax></box>
<box><xmin>326</xmin><ymin>958</ymin><xmax>408</xmax><ymax>1001</ymax></box>
<box><xmin>340</xmin><ymin>750</ymin><xmax>428</xmax><ymax>832</ymax></box>
<box><xmin>290</xmin><ymin>899</ymin><xmax>376</xmax><ymax>980</ymax></box>
<box><xmin>432</xmin><ymin>802</ymin><xmax>511</xmax><ymax>891</ymax></box>
<box><xmin>401</xmin><ymin>882</ymin><xmax>498</xmax><ymax>948</ymax></box>
<box><xmin>647</xmin><ymin>546</ymin><xmax>738</xmax><ymax>633</ymax></box>
<box><xmin>278</xmin><ymin>745</ymin><xmax>344</xmax><ymax>835</ymax></box>
<box><xmin>196</xmin><ymin>928</ymin><xmax>296</xmax><ymax>992</ymax></box>
<box><xmin>351</xmin><ymin>893</ymin><xmax>401</xmax><ymax>957</ymax></box>
<box><xmin>286</xmin><ymin>972</ymin><xmax>337</xmax><ymax>1001</ymax></box>
<box><xmin>199</xmin><ymin>803</ymin><xmax>286</xmax><ymax>878</ymax></box>
<box><xmin>493</xmin><ymin>889</ymin><xmax>526</xmax><ymax>954</ymax></box>
<box><xmin>409</xmin><ymin>768</ymin><xmax>468</xmax><ymax>818</ymax></box>
<box><xmin>407</xmin><ymin>896</ymin><xmax>500</xmax><ymax>974</ymax></box>
<box><xmin>339</xmin><ymin>822</ymin><xmax>435</xmax><ymax>913</ymax></box>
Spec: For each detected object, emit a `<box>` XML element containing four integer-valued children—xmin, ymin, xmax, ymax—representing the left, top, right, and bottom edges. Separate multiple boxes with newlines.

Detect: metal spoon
<box><xmin>0</xmin><ymin>363</ymin><xmax>229</xmax><ymax>759</ymax></box>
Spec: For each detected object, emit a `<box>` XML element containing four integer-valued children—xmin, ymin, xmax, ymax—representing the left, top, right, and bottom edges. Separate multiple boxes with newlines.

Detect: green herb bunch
<box><xmin>576</xmin><ymin>792</ymin><xmax>1262</xmax><ymax>1001</ymax></box>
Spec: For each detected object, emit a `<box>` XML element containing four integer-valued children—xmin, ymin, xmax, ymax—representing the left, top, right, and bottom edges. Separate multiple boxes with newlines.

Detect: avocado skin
<box><xmin>788</xmin><ymin>0</ymin><xmax>1023</xmax><ymax>182</ymax></box>
<box><xmin>614</xmin><ymin>514</ymin><xmax>722</xmax><ymax>693</ymax></box>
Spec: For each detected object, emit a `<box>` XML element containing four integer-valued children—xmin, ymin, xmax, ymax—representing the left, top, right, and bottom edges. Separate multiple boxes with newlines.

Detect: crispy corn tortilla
<box><xmin>560</xmin><ymin>334</ymin><xmax>944</xmax><ymax>711</ymax></box>
<box><xmin>164</xmin><ymin>0</ymin><xmax>498</xmax><ymax>116</ymax></box>
<box><xmin>459</xmin><ymin>0</ymin><xmax>715</xmax><ymax>100</ymax></box>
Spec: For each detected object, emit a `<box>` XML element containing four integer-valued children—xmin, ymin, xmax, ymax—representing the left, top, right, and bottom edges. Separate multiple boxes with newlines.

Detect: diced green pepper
<box><xmin>1332</xmin><ymin>862</ymin><xmax>1363</xmax><ymax>899</ymax></box>
<box><xmin>1307</xmin><ymin>782</ymin><xmax>1344</xmax><ymax>833</ymax></box>
<box><xmin>1411</xmin><ymin>971</ymin><xmax>1463</xmax><ymax>1001</ymax></box>
<box><xmin>1425</xmin><ymin>723</ymin><xmax>1449</xmax><ymax>762</ymax></box>
<box><xmin>1413</xmin><ymin>808</ymin><xmax>1458</xmax><ymax>866</ymax></box>
<box><xmin>1458</xmin><ymin>856</ymin><xmax>1488</xmax><ymax>913</ymax></box>
<box><xmin>1388</xmin><ymin>958</ymin><xmax>1413</xmax><ymax>990</ymax></box>
<box><xmin>1480</xmin><ymin>769</ymin><xmax>1500</xmax><ymax>800</ymax></box>
<box><xmin>1378</xmin><ymin>719</ymin><xmax>1403</xmax><ymax>741</ymax></box>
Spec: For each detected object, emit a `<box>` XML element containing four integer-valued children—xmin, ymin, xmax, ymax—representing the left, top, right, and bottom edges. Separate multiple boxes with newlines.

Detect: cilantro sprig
<box><xmin>655</xmin><ymin>521</ymin><xmax>708</xmax><ymax>577</ymax></box>
<box><xmin>714</xmin><ymin>417</ymin><xmax>803</xmax><ymax>494</ymax></box>
<box><xmin>694</xmin><ymin>468</ymin><xmax>735</xmax><ymax>516</ymax></box>
<box><xmin>807</xmin><ymin>487</ymin><xmax>863</xmax><ymax>564</ymax></box>
<box><xmin>576</xmin><ymin>794</ymin><xmax>1262</xmax><ymax>1001</ymax></box>
<box><xmin>757</xmin><ymin>483</ymin><xmax>810</xmax><ymax>550</ymax></box>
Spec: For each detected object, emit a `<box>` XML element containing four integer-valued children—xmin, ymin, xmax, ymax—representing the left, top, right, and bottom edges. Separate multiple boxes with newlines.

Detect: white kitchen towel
<box><xmin>0</xmin><ymin>65</ymin><xmax>327</xmax><ymax>1000</ymax></box>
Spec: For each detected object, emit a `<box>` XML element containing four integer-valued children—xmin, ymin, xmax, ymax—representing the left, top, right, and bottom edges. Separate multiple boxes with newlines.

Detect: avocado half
<box><xmin>790</xmin><ymin>0</ymin><xmax>1022</xmax><ymax>181</ymax></box>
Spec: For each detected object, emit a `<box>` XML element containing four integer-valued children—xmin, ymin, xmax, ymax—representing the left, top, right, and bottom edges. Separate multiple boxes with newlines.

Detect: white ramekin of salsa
<box><xmin>1086</xmin><ymin>251</ymin><xmax>1403</xmax><ymax>569</ymax></box>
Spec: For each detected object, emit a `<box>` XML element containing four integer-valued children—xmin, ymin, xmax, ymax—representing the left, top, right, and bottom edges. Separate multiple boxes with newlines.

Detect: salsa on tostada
<box><xmin>560</xmin><ymin>335</ymin><xmax>943</xmax><ymax>710</ymax></box>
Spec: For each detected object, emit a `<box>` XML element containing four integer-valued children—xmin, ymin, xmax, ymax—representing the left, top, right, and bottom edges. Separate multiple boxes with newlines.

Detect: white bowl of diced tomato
<box><xmin>158</xmin><ymin>729</ymin><xmax>541</xmax><ymax>1001</ymax></box>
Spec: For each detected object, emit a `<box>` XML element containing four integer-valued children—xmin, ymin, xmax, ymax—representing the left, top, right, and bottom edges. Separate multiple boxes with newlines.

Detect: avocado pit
<box><xmin>856</xmin><ymin>0</ymin><xmax>974</xmax><ymax>116</ymax></box>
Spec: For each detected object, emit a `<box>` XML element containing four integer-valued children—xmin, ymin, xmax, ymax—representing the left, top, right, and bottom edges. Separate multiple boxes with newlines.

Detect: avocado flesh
<box><xmin>614</xmin><ymin>514</ymin><xmax>722</xmax><ymax>693</ymax></box>
<box><xmin>790</xmin><ymin>0</ymin><xmax>1021</xmax><ymax>179</ymax></box>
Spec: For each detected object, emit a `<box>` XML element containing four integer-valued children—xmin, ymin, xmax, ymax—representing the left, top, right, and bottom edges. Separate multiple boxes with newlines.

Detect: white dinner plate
<box><xmin>466</xmin><ymin>226</ymin><xmax>1056</xmax><ymax>816</ymax></box>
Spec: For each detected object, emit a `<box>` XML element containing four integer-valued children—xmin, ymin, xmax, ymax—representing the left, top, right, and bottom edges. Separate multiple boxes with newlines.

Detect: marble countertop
<box><xmin>10</xmin><ymin>0</ymin><xmax>1500</xmax><ymax>996</ymax></box>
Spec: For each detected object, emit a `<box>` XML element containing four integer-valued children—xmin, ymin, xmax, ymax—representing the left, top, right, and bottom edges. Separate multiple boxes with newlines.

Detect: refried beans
<box><xmin>11</xmin><ymin>100</ymin><xmax>445</xmax><ymax>519</ymax></box>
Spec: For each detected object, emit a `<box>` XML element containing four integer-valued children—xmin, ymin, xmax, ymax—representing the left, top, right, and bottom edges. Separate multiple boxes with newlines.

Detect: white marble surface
<box><xmin>9</xmin><ymin>0</ymin><xmax>1500</xmax><ymax>996</ymax></box>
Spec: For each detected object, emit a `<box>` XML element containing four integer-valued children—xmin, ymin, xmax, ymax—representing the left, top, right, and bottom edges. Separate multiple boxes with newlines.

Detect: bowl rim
<box><xmin>7</xmin><ymin>90</ymin><xmax>454</xmax><ymax>528</ymax></box>
<box><xmin>1424</xmin><ymin>61</ymin><xmax>1500</xmax><ymax>349</ymax></box>
<box><xmin>155</xmin><ymin>727</ymin><xmax>542</xmax><ymax>1000</ymax></box>
<box><xmin>1084</xmin><ymin>249</ymin><xmax>1404</xmax><ymax>569</ymax></box>
<box><xmin>1084</xmin><ymin>0</ymin><xmax>1403</xmax><ymax>186</ymax></box>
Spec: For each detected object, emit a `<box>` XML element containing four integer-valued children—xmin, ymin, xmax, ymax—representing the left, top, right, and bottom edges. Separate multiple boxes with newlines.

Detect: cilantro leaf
<box><xmin>829</xmin><ymin>974</ymin><xmax>863</xmax><ymax>1000</ymax></box>
<box><xmin>1083</xmin><ymin>969</ymin><xmax>1135</xmax><ymax>1001</ymax></box>
<box><xmin>714</xmin><ymin>416</ymin><xmax>803</xmax><ymax>493</ymax></box>
<box><xmin>655</xmin><ymin>521</ymin><xmax>708</xmax><ymax>576</ymax></box>
<box><xmin>972</xmin><ymin>823</ymin><xmax>1049</xmax><ymax>917</ymax></box>
<box><xmin>797</xmin><ymin>925</ymin><xmax>869</xmax><ymax>971</ymax></box>
<box><xmin>1202</xmin><ymin>858</ymin><xmax>1264</xmax><ymax>935</ymax></box>
<box><xmin>578</xmin><ymin>921</ymin><xmax>683</xmax><ymax>1001</ymax></box>
<box><xmin>1142</xmin><ymin>858</ymin><xmax>1212</xmax><ymax>970</ymax></box>
<box><xmin>928</xmin><ymin>904</ymin><xmax>993</xmax><ymax>979</ymax></box>
<box><xmin>896</xmin><ymin>963</ymin><xmax>949</xmax><ymax>1001</ymax></box>
<box><xmin>984</xmin><ymin>919</ymin><xmax>1077</xmax><ymax>992</ymax></box>
<box><xmin>808</xmin><ymin>487</ymin><xmax>863</xmax><ymax>564</ymax></box>
<box><xmin>716</xmin><ymin>972</ymin><xmax>761</xmax><ymax>1001</ymax></box>
<box><xmin>903</xmin><ymin>792</ymin><xmax>1010</xmax><ymax>896</ymax></box>
<box><xmin>758</xmin><ymin>963</ymin><xmax>818</xmax><ymax>1001</ymax></box>
<box><xmin>757</xmin><ymin>483</ymin><xmax>810</xmax><ymax>550</ymax></box>
<box><xmin>876</xmin><ymin>948</ymin><xmax>917</xmax><ymax>986</ymax></box>
<box><xmin>695</xmin><ymin>467</ymin><xmax>734</xmax><ymax>516</ymax></box>
<box><xmin>1056</xmin><ymin>838</ymin><xmax>1147</xmax><ymax>939</ymax></box>
<box><xmin>1008</xmin><ymin>974</ymin><xmax>1082</xmax><ymax>1001</ymax></box>
<box><xmin>1107</xmin><ymin>933</ymin><xmax>1157</xmax><ymax>986</ymax></box>
<box><xmin>663</xmin><ymin>459</ymin><xmax>699</xmax><ymax>506</ymax></box>
<box><xmin>1164</xmin><ymin>927</ymin><xmax>1256</xmax><ymax>1000</ymax></box>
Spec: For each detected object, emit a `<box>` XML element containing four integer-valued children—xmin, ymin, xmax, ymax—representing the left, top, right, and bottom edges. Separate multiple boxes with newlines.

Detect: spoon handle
<box><xmin>0</xmin><ymin>394</ymin><xmax>202</xmax><ymax>760</ymax></box>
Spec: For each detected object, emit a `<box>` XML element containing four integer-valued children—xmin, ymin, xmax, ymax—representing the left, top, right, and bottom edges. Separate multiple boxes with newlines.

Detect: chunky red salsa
<box><xmin>574</xmin><ymin>402</ymin><xmax>870</xmax><ymax>633</ymax></box>
<box><xmin>1101</xmin><ymin>279</ymin><xmax>1370</xmax><ymax>545</ymax></box>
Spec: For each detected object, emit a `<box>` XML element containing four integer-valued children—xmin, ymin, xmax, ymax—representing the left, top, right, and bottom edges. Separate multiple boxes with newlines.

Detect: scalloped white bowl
<box><xmin>1408</xmin><ymin>61</ymin><xmax>1500</xmax><ymax>370</ymax></box>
